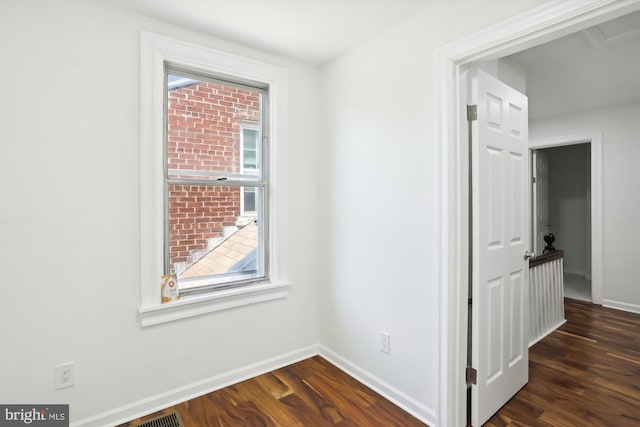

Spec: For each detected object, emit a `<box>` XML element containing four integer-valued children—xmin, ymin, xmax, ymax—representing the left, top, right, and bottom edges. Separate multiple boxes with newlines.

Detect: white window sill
<box><xmin>138</xmin><ymin>281</ymin><xmax>290</xmax><ymax>327</ymax></box>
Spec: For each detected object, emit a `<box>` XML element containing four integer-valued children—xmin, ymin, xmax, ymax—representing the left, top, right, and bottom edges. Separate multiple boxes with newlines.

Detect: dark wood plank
<box><xmin>120</xmin><ymin>355</ymin><xmax>427</xmax><ymax>427</ymax></box>
<box><xmin>121</xmin><ymin>299</ymin><xmax>640</xmax><ymax>427</ymax></box>
<box><xmin>486</xmin><ymin>299</ymin><xmax>640</xmax><ymax>426</ymax></box>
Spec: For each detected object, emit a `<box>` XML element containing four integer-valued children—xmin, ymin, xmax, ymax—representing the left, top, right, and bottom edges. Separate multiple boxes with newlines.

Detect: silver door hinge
<box><xmin>467</xmin><ymin>105</ymin><xmax>477</xmax><ymax>122</ymax></box>
<box><xmin>466</xmin><ymin>367</ymin><xmax>477</xmax><ymax>385</ymax></box>
<box><xmin>532</xmin><ymin>176</ymin><xmax>536</xmax><ymax>183</ymax></box>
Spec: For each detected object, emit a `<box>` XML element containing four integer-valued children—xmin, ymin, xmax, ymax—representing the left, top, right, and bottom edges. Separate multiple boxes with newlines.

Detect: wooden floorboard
<box><xmin>485</xmin><ymin>298</ymin><xmax>640</xmax><ymax>427</ymax></box>
<box><xmin>119</xmin><ymin>355</ymin><xmax>427</xmax><ymax>427</ymax></box>
<box><xmin>121</xmin><ymin>299</ymin><xmax>640</xmax><ymax>427</ymax></box>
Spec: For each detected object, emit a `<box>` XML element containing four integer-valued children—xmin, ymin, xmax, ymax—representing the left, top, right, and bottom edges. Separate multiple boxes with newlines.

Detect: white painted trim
<box><xmin>72</xmin><ymin>345</ymin><xmax>319</xmax><ymax>427</ymax></box>
<box><xmin>602</xmin><ymin>299</ymin><xmax>640</xmax><ymax>315</ymax></box>
<box><xmin>138</xmin><ymin>281</ymin><xmax>290</xmax><ymax>326</ymax></box>
<box><xmin>318</xmin><ymin>346</ymin><xmax>437</xmax><ymax>426</ymax></box>
<box><xmin>529</xmin><ymin>132</ymin><xmax>604</xmax><ymax>305</ymax></box>
<box><xmin>436</xmin><ymin>56</ymin><xmax>469</xmax><ymax>427</ymax></box>
<box><xmin>74</xmin><ymin>345</ymin><xmax>438</xmax><ymax>427</ymax></box>
<box><xmin>437</xmin><ymin>1</ymin><xmax>640</xmax><ymax>425</ymax></box>
<box><xmin>584</xmin><ymin>23</ymin><xmax>640</xmax><ymax>47</ymax></box>
<box><xmin>139</xmin><ymin>31</ymin><xmax>290</xmax><ymax>325</ymax></box>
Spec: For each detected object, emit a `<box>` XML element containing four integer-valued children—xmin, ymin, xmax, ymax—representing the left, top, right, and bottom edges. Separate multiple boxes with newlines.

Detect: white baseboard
<box><xmin>602</xmin><ymin>299</ymin><xmax>640</xmax><ymax>315</ymax></box>
<box><xmin>73</xmin><ymin>345</ymin><xmax>320</xmax><ymax>427</ymax></box>
<box><xmin>318</xmin><ymin>345</ymin><xmax>437</xmax><ymax>426</ymax></box>
<box><xmin>73</xmin><ymin>345</ymin><xmax>438</xmax><ymax>427</ymax></box>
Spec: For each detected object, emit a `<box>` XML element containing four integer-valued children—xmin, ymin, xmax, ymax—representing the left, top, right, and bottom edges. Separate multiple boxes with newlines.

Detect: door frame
<box><xmin>529</xmin><ymin>133</ymin><xmax>603</xmax><ymax>305</ymax></box>
<box><xmin>436</xmin><ymin>1</ymin><xmax>640</xmax><ymax>425</ymax></box>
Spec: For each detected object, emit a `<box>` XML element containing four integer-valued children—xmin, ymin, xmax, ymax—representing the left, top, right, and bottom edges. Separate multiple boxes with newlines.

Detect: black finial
<box><xmin>543</xmin><ymin>233</ymin><xmax>555</xmax><ymax>253</ymax></box>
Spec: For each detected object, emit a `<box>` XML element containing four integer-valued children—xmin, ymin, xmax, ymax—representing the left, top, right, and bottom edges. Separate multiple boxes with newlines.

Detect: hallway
<box><xmin>564</xmin><ymin>273</ymin><xmax>592</xmax><ymax>302</ymax></box>
<box><xmin>486</xmin><ymin>299</ymin><xmax>640</xmax><ymax>426</ymax></box>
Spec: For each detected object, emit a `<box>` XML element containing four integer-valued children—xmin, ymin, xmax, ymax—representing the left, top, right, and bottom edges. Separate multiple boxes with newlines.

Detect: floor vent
<box><xmin>136</xmin><ymin>411</ymin><xmax>184</xmax><ymax>427</ymax></box>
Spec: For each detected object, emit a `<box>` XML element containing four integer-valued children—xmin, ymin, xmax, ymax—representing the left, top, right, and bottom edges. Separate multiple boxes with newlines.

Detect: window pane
<box><xmin>242</xmin><ymin>187</ymin><xmax>256</xmax><ymax>214</ymax></box>
<box><xmin>243</xmin><ymin>150</ymin><xmax>257</xmax><ymax>170</ymax></box>
<box><xmin>168</xmin><ymin>184</ymin><xmax>264</xmax><ymax>289</ymax></box>
<box><xmin>242</xmin><ymin>128</ymin><xmax>259</xmax><ymax>172</ymax></box>
<box><xmin>166</xmin><ymin>74</ymin><xmax>262</xmax><ymax>180</ymax></box>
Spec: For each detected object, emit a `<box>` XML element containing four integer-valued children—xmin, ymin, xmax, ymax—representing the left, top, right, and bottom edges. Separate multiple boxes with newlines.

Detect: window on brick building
<box><xmin>164</xmin><ymin>67</ymin><xmax>268</xmax><ymax>294</ymax></box>
<box><xmin>240</xmin><ymin>124</ymin><xmax>260</xmax><ymax>216</ymax></box>
<box><xmin>139</xmin><ymin>32</ymin><xmax>289</xmax><ymax>326</ymax></box>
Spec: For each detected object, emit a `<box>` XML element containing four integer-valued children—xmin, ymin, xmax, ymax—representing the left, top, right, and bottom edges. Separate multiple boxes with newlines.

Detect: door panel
<box><xmin>487</xmin><ymin>147</ymin><xmax>504</xmax><ymax>247</ymax></box>
<box><xmin>470</xmin><ymin>70</ymin><xmax>529</xmax><ymax>426</ymax></box>
<box><xmin>508</xmin><ymin>271</ymin><xmax>524</xmax><ymax>364</ymax></box>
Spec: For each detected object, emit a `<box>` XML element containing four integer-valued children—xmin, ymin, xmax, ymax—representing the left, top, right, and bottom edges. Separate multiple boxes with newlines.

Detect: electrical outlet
<box><xmin>379</xmin><ymin>332</ymin><xmax>390</xmax><ymax>354</ymax></box>
<box><xmin>55</xmin><ymin>362</ymin><xmax>75</xmax><ymax>390</ymax></box>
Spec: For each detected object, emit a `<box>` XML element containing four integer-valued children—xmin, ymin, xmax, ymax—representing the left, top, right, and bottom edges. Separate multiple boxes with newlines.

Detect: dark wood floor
<box><xmin>120</xmin><ymin>355</ymin><xmax>427</xmax><ymax>427</ymax></box>
<box><xmin>486</xmin><ymin>298</ymin><xmax>640</xmax><ymax>426</ymax></box>
<box><xmin>122</xmin><ymin>299</ymin><xmax>640</xmax><ymax>427</ymax></box>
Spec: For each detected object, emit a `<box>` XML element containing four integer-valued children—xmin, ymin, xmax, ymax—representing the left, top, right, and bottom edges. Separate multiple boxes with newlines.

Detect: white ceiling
<box><xmin>98</xmin><ymin>0</ymin><xmax>639</xmax><ymax>118</ymax></box>
<box><xmin>507</xmin><ymin>10</ymin><xmax>640</xmax><ymax>119</ymax></box>
<box><xmin>98</xmin><ymin>0</ymin><xmax>435</xmax><ymax>66</ymax></box>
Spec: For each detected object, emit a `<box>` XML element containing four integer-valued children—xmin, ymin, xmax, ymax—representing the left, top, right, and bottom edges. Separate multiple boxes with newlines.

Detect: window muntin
<box><xmin>164</xmin><ymin>67</ymin><xmax>268</xmax><ymax>294</ymax></box>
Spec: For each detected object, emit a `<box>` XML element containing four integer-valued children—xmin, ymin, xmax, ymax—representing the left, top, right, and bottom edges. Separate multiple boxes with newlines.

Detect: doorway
<box><xmin>438</xmin><ymin>2</ymin><xmax>640</xmax><ymax>426</ymax></box>
<box><xmin>531</xmin><ymin>143</ymin><xmax>591</xmax><ymax>302</ymax></box>
<box><xmin>529</xmin><ymin>133</ymin><xmax>603</xmax><ymax>305</ymax></box>
<box><xmin>532</xmin><ymin>142</ymin><xmax>591</xmax><ymax>301</ymax></box>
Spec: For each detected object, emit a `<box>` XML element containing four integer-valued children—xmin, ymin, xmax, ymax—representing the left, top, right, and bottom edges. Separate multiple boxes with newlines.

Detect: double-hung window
<box><xmin>139</xmin><ymin>32</ymin><xmax>289</xmax><ymax>326</ymax></box>
<box><xmin>165</xmin><ymin>67</ymin><xmax>267</xmax><ymax>293</ymax></box>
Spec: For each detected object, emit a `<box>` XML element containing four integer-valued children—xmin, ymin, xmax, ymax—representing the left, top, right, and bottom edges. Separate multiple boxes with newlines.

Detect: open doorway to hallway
<box><xmin>532</xmin><ymin>143</ymin><xmax>591</xmax><ymax>302</ymax></box>
<box><xmin>440</xmin><ymin>1</ymin><xmax>640</xmax><ymax>424</ymax></box>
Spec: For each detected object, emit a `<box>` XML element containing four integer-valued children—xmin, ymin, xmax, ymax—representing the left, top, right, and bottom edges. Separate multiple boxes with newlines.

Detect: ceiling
<box><xmin>98</xmin><ymin>0</ymin><xmax>639</xmax><ymax>118</ymax></box>
<box><xmin>507</xmin><ymin>10</ymin><xmax>640</xmax><ymax>119</ymax></box>
<box><xmin>98</xmin><ymin>0</ymin><xmax>435</xmax><ymax>66</ymax></box>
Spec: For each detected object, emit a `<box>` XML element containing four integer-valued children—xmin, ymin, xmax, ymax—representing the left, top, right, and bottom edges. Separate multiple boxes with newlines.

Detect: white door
<box><xmin>532</xmin><ymin>149</ymin><xmax>550</xmax><ymax>254</ymax></box>
<box><xmin>469</xmin><ymin>70</ymin><xmax>529</xmax><ymax>426</ymax></box>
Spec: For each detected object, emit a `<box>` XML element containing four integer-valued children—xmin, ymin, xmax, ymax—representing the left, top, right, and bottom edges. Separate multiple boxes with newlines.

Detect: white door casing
<box><xmin>470</xmin><ymin>70</ymin><xmax>529</xmax><ymax>426</ymax></box>
<box><xmin>529</xmin><ymin>134</ymin><xmax>603</xmax><ymax>304</ymax></box>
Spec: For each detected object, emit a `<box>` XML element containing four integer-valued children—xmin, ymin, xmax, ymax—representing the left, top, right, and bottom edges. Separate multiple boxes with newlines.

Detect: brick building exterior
<box><xmin>167</xmin><ymin>79</ymin><xmax>261</xmax><ymax>270</ymax></box>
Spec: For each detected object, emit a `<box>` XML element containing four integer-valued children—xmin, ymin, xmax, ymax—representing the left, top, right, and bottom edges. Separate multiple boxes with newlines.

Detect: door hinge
<box><xmin>467</xmin><ymin>105</ymin><xmax>477</xmax><ymax>122</ymax></box>
<box><xmin>532</xmin><ymin>176</ymin><xmax>536</xmax><ymax>184</ymax></box>
<box><xmin>466</xmin><ymin>367</ymin><xmax>477</xmax><ymax>385</ymax></box>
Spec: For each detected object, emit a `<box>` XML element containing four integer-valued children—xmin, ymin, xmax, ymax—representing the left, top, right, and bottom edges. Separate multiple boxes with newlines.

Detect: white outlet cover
<box><xmin>55</xmin><ymin>362</ymin><xmax>75</xmax><ymax>390</ymax></box>
<box><xmin>379</xmin><ymin>332</ymin><xmax>390</xmax><ymax>354</ymax></box>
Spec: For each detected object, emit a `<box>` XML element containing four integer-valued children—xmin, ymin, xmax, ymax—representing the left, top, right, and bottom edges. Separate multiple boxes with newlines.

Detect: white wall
<box><xmin>477</xmin><ymin>57</ymin><xmax>527</xmax><ymax>94</ymax></box>
<box><xmin>0</xmin><ymin>0</ymin><xmax>556</xmax><ymax>425</ymax></box>
<box><xmin>318</xmin><ymin>0</ymin><xmax>547</xmax><ymax>424</ymax></box>
<box><xmin>546</xmin><ymin>144</ymin><xmax>591</xmax><ymax>276</ymax></box>
<box><xmin>531</xmin><ymin>102</ymin><xmax>640</xmax><ymax>312</ymax></box>
<box><xmin>0</xmin><ymin>0</ymin><xmax>320</xmax><ymax>424</ymax></box>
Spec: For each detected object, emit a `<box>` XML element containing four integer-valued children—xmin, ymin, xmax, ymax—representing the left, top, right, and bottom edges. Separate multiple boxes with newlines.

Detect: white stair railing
<box><xmin>529</xmin><ymin>250</ymin><xmax>566</xmax><ymax>347</ymax></box>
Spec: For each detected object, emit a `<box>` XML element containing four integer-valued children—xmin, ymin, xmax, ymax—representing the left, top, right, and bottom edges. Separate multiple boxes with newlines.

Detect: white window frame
<box><xmin>139</xmin><ymin>32</ymin><xmax>290</xmax><ymax>327</ymax></box>
<box><xmin>240</xmin><ymin>122</ymin><xmax>260</xmax><ymax>217</ymax></box>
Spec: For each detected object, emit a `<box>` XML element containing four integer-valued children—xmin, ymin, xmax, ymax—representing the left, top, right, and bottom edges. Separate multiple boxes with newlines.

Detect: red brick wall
<box><xmin>167</xmin><ymin>81</ymin><xmax>260</xmax><ymax>266</ymax></box>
